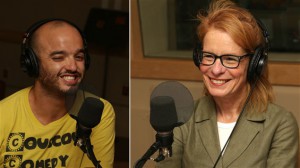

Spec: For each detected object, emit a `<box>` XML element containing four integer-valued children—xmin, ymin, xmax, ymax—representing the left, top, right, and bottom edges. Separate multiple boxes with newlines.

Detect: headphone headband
<box><xmin>255</xmin><ymin>18</ymin><xmax>270</xmax><ymax>52</ymax></box>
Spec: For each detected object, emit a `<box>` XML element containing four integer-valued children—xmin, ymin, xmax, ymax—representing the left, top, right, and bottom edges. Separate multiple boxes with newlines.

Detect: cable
<box><xmin>81</xmin><ymin>79</ymin><xmax>86</xmax><ymax>100</ymax></box>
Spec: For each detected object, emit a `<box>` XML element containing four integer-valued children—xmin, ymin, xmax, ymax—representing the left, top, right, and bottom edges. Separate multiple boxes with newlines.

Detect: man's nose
<box><xmin>65</xmin><ymin>57</ymin><xmax>77</xmax><ymax>71</ymax></box>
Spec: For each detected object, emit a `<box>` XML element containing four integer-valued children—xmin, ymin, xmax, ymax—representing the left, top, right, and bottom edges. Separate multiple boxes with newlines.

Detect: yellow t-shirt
<box><xmin>0</xmin><ymin>87</ymin><xmax>115</xmax><ymax>168</ymax></box>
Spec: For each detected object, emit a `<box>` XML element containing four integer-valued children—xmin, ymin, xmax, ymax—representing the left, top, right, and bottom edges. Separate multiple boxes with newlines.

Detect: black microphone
<box><xmin>77</xmin><ymin>97</ymin><xmax>103</xmax><ymax>128</ymax></box>
<box><xmin>150</xmin><ymin>96</ymin><xmax>179</xmax><ymax>160</ymax></box>
<box><xmin>74</xmin><ymin>97</ymin><xmax>104</xmax><ymax>168</ymax></box>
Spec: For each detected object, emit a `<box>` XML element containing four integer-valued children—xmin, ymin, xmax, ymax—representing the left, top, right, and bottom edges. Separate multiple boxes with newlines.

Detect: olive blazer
<box><xmin>157</xmin><ymin>96</ymin><xmax>299</xmax><ymax>168</ymax></box>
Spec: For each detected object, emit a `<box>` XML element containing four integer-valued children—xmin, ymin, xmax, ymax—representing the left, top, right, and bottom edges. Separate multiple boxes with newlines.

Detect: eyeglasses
<box><xmin>200</xmin><ymin>51</ymin><xmax>252</xmax><ymax>68</ymax></box>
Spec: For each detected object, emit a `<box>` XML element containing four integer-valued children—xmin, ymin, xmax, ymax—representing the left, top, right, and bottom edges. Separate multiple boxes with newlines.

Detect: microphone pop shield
<box><xmin>150</xmin><ymin>81</ymin><xmax>194</xmax><ymax>132</ymax></box>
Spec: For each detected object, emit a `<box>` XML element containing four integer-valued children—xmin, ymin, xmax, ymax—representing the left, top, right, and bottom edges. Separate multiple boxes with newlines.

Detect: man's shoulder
<box><xmin>84</xmin><ymin>91</ymin><xmax>115</xmax><ymax>116</ymax></box>
<box><xmin>83</xmin><ymin>91</ymin><xmax>111</xmax><ymax>105</ymax></box>
<box><xmin>0</xmin><ymin>87</ymin><xmax>31</xmax><ymax>130</ymax></box>
<box><xmin>0</xmin><ymin>87</ymin><xmax>30</xmax><ymax>106</ymax></box>
<box><xmin>78</xmin><ymin>90</ymin><xmax>113</xmax><ymax>108</ymax></box>
<box><xmin>69</xmin><ymin>90</ymin><xmax>115</xmax><ymax>117</ymax></box>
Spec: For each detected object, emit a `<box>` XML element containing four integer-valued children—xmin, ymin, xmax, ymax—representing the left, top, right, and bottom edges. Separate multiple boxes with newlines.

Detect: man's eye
<box><xmin>52</xmin><ymin>56</ymin><xmax>63</xmax><ymax>61</ymax></box>
<box><xmin>75</xmin><ymin>55</ymin><xmax>84</xmax><ymax>61</ymax></box>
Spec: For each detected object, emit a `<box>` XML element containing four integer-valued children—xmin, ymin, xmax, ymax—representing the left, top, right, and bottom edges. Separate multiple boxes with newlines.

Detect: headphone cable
<box><xmin>212</xmin><ymin>78</ymin><xmax>258</xmax><ymax>168</ymax></box>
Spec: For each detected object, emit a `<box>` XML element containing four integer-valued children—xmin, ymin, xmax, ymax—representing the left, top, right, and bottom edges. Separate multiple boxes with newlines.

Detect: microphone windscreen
<box><xmin>150</xmin><ymin>96</ymin><xmax>178</xmax><ymax>132</ymax></box>
<box><xmin>78</xmin><ymin>97</ymin><xmax>104</xmax><ymax>128</ymax></box>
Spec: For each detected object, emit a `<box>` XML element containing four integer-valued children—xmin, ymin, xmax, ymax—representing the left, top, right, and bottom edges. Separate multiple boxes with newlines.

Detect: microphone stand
<box><xmin>134</xmin><ymin>132</ymin><xmax>173</xmax><ymax>168</ymax></box>
<box><xmin>74</xmin><ymin>123</ymin><xmax>102</xmax><ymax>168</ymax></box>
<box><xmin>85</xmin><ymin>137</ymin><xmax>102</xmax><ymax>168</ymax></box>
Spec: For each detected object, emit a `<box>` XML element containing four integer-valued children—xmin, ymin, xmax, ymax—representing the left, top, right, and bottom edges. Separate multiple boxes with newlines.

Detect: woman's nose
<box><xmin>211</xmin><ymin>59</ymin><xmax>226</xmax><ymax>75</ymax></box>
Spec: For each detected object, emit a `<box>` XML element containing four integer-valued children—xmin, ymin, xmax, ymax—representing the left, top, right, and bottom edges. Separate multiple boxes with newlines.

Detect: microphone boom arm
<box><xmin>134</xmin><ymin>132</ymin><xmax>174</xmax><ymax>168</ymax></box>
<box><xmin>134</xmin><ymin>141</ymin><xmax>161</xmax><ymax>168</ymax></box>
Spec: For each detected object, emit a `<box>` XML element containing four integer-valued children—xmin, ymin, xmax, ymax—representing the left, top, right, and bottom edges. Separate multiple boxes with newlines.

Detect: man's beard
<box><xmin>38</xmin><ymin>67</ymin><xmax>82</xmax><ymax>96</ymax></box>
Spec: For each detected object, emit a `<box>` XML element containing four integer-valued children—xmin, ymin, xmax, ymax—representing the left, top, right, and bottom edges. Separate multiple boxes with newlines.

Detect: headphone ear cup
<box><xmin>247</xmin><ymin>46</ymin><xmax>266</xmax><ymax>84</ymax></box>
<box><xmin>22</xmin><ymin>47</ymin><xmax>39</xmax><ymax>77</ymax></box>
<box><xmin>193</xmin><ymin>48</ymin><xmax>201</xmax><ymax>68</ymax></box>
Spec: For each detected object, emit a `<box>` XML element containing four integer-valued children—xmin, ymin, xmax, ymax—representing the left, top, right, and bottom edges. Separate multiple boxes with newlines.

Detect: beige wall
<box><xmin>131</xmin><ymin>78</ymin><xmax>300</xmax><ymax>167</ymax></box>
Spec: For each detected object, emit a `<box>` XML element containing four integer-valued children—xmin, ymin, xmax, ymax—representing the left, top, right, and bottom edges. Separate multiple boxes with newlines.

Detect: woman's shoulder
<box><xmin>180</xmin><ymin>96</ymin><xmax>214</xmax><ymax>127</ymax></box>
<box><xmin>266</xmin><ymin>103</ymin><xmax>296</xmax><ymax>118</ymax></box>
<box><xmin>194</xmin><ymin>96</ymin><xmax>214</xmax><ymax>108</ymax></box>
<box><xmin>265</xmin><ymin>103</ymin><xmax>298</xmax><ymax>128</ymax></box>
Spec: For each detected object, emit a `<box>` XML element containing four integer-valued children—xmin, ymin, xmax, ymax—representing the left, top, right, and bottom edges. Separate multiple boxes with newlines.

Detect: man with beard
<box><xmin>0</xmin><ymin>19</ymin><xmax>115</xmax><ymax>168</ymax></box>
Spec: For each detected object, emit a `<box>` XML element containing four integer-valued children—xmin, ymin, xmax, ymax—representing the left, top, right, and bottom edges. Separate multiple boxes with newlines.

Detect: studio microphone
<box><xmin>134</xmin><ymin>81</ymin><xmax>194</xmax><ymax>168</ymax></box>
<box><xmin>74</xmin><ymin>97</ymin><xmax>104</xmax><ymax>168</ymax></box>
<box><xmin>150</xmin><ymin>96</ymin><xmax>178</xmax><ymax>160</ymax></box>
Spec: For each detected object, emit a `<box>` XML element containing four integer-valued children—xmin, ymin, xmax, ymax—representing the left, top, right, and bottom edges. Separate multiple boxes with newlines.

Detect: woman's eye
<box><xmin>224</xmin><ymin>56</ymin><xmax>238</xmax><ymax>61</ymax></box>
<box><xmin>203</xmin><ymin>54</ymin><xmax>214</xmax><ymax>60</ymax></box>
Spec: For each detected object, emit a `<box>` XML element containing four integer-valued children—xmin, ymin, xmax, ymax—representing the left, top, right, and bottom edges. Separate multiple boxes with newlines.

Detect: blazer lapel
<box><xmin>195</xmin><ymin>97</ymin><xmax>221</xmax><ymax>164</ymax></box>
<box><xmin>196</xmin><ymin>117</ymin><xmax>221</xmax><ymax>164</ymax></box>
<box><xmin>222</xmin><ymin>111</ymin><xmax>266</xmax><ymax>167</ymax></box>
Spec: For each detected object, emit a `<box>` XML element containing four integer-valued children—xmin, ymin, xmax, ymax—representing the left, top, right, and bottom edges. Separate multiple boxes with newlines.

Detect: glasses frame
<box><xmin>200</xmin><ymin>51</ymin><xmax>252</xmax><ymax>69</ymax></box>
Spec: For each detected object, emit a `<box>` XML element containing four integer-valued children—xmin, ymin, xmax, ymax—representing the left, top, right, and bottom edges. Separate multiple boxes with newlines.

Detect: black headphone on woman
<box><xmin>193</xmin><ymin>18</ymin><xmax>270</xmax><ymax>85</ymax></box>
<box><xmin>21</xmin><ymin>18</ymin><xmax>90</xmax><ymax>77</ymax></box>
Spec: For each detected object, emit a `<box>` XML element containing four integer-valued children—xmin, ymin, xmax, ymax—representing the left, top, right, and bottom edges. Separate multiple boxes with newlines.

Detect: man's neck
<box><xmin>28</xmin><ymin>85</ymin><xmax>76</xmax><ymax>125</ymax></box>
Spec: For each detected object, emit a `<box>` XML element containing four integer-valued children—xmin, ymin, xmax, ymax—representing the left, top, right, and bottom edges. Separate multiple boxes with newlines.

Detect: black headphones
<box><xmin>193</xmin><ymin>18</ymin><xmax>270</xmax><ymax>85</ymax></box>
<box><xmin>21</xmin><ymin>18</ymin><xmax>90</xmax><ymax>77</ymax></box>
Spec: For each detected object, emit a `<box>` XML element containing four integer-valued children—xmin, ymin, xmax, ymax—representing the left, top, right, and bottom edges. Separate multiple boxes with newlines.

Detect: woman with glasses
<box><xmin>157</xmin><ymin>0</ymin><xmax>298</xmax><ymax>167</ymax></box>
